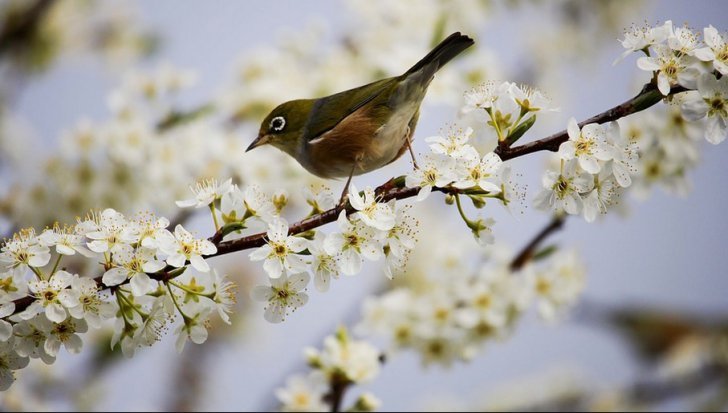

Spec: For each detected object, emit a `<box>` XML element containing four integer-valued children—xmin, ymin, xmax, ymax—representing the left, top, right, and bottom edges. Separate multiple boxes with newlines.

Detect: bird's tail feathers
<box><xmin>405</xmin><ymin>32</ymin><xmax>474</xmax><ymax>77</ymax></box>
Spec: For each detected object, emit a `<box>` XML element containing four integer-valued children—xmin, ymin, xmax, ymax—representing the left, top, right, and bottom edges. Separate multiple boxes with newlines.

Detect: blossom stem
<box><xmin>117</xmin><ymin>289</ymin><xmax>149</xmax><ymax>319</ymax></box>
<box><xmin>28</xmin><ymin>265</ymin><xmax>44</xmax><ymax>281</ymax></box>
<box><xmin>453</xmin><ymin>193</ymin><xmax>476</xmax><ymax>229</ymax></box>
<box><xmin>209</xmin><ymin>203</ymin><xmax>220</xmax><ymax>232</ymax></box>
<box><xmin>167</xmin><ymin>282</ymin><xmax>192</xmax><ymax>322</ymax></box>
<box><xmin>50</xmin><ymin>254</ymin><xmax>62</xmax><ymax>276</ymax></box>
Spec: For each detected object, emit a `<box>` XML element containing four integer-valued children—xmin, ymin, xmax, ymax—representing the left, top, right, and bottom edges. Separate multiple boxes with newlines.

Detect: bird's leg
<box><xmin>338</xmin><ymin>163</ymin><xmax>357</xmax><ymax>207</ymax></box>
<box><xmin>405</xmin><ymin>128</ymin><xmax>419</xmax><ymax>169</ymax></box>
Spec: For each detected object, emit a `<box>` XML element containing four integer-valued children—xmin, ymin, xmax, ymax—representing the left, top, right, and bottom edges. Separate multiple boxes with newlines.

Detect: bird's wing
<box><xmin>302</xmin><ymin>77</ymin><xmax>397</xmax><ymax>142</ymax></box>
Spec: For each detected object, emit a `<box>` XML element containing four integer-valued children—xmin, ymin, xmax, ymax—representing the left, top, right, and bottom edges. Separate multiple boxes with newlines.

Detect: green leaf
<box><xmin>533</xmin><ymin>244</ymin><xmax>559</xmax><ymax>262</ymax></box>
<box><xmin>505</xmin><ymin>115</ymin><xmax>536</xmax><ymax>146</ymax></box>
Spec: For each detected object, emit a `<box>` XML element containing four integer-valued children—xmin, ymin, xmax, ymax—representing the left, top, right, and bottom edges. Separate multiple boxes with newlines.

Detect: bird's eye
<box><xmin>270</xmin><ymin>116</ymin><xmax>286</xmax><ymax>132</ymax></box>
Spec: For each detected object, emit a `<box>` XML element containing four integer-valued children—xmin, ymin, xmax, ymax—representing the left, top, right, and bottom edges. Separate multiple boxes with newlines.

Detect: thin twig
<box><xmin>495</xmin><ymin>83</ymin><xmax>687</xmax><ymax>160</ymax></box>
<box><xmin>509</xmin><ymin>216</ymin><xmax>565</xmax><ymax>270</ymax></box>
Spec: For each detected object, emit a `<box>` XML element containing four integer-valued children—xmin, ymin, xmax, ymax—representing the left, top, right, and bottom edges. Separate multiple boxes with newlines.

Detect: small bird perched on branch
<box><xmin>246</xmin><ymin>32</ymin><xmax>474</xmax><ymax>201</ymax></box>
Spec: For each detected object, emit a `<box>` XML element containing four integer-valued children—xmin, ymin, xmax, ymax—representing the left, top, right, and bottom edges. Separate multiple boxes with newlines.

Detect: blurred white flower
<box><xmin>276</xmin><ymin>373</ymin><xmax>328</xmax><ymax>412</ymax></box>
<box><xmin>581</xmin><ymin>168</ymin><xmax>620</xmax><ymax>223</ymax></box>
<box><xmin>695</xmin><ymin>25</ymin><xmax>728</xmax><ymax>75</ymax></box>
<box><xmin>534</xmin><ymin>160</ymin><xmax>594</xmax><ymax>215</ymax></box>
<box><xmin>13</xmin><ymin>316</ymin><xmax>55</xmax><ymax>365</ymax></box>
<box><xmin>45</xmin><ymin>317</ymin><xmax>88</xmax><ymax>357</ymax></box>
<box><xmin>176</xmin><ymin>178</ymin><xmax>233</xmax><ymax>208</ymax></box>
<box><xmin>251</xmin><ymin>272</ymin><xmax>310</xmax><ymax>323</ymax></box>
<box><xmin>0</xmin><ymin>339</ymin><xmax>29</xmax><ymax>391</ymax></box>
<box><xmin>303</xmin><ymin>185</ymin><xmax>336</xmax><ymax>215</ymax></box>
<box><xmin>308</xmin><ymin>233</ymin><xmax>340</xmax><ymax>293</ymax></box>
<box><xmin>613</xmin><ymin>21</ymin><xmax>671</xmax><ymax>65</ymax></box>
<box><xmin>305</xmin><ymin>330</ymin><xmax>381</xmax><ymax>384</ymax></box>
<box><xmin>426</xmin><ymin>126</ymin><xmax>475</xmax><ymax>158</ymax></box>
<box><xmin>681</xmin><ymin>73</ymin><xmax>728</xmax><ymax>144</ymax></box>
<box><xmin>606</xmin><ymin>121</ymin><xmax>639</xmax><ymax>188</ymax></box>
<box><xmin>210</xmin><ymin>270</ymin><xmax>236</xmax><ymax>325</ymax></box>
<box><xmin>0</xmin><ymin>229</ymin><xmax>51</xmax><ymax>270</ymax></box>
<box><xmin>531</xmin><ymin>250</ymin><xmax>586</xmax><ymax>322</ymax></box>
<box><xmin>174</xmin><ymin>305</ymin><xmax>211</xmax><ymax>353</ymax></box>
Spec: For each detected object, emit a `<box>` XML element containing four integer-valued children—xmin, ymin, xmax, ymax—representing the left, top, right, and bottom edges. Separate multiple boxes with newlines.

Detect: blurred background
<box><xmin>0</xmin><ymin>0</ymin><xmax>727</xmax><ymax>411</ymax></box>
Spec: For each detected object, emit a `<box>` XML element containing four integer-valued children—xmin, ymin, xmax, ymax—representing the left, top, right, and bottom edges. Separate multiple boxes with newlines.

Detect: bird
<box><xmin>246</xmin><ymin>32</ymin><xmax>474</xmax><ymax>202</ymax></box>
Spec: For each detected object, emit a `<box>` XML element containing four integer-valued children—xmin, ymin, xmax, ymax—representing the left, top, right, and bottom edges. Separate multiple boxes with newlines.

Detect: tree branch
<box><xmin>0</xmin><ymin>0</ymin><xmax>54</xmax><ymax>58</ymax></box>
<box><xmin>509</xmin><ymin>216</ymin><xmax>565</xmax><ymax>271</ymax></box>
<box><xmin>495</xmin><ymin>83</ymin><xmax>687</xmax><ymax>160</ymax></box>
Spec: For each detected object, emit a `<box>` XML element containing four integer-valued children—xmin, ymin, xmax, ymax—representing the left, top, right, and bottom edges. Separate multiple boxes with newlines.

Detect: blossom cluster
<box><xmin>276</xmin><ymin>327</ymin><xmax>381</xmax><ymax>412</ymax></box>
<box><xmin>405</xmin><ymin>126</ymin><xmax>523</xmax><ymax>245</ymax></box>
<box><xmin>619</xmin><ymin>21</ymin><xmax>727</xmax><ymax>143</ymax></box>
<box><xmin>357</xmin><ymin>246</ymin><xmax>585</xmax><ymax>367</ymax></box>
<box><xmin>534</xmin><ymin>119</ymin><xmax>636</xmax><ymax>222</ymax></box>
<box><xmin>0</xmin><ymin>208</ymin><xmax>235</xmax><ymax>390</ymax></box>
<box><xmin>225</xmin><ymin>185</ymin><xmax>420</xmax><ymax>323</ymax></box>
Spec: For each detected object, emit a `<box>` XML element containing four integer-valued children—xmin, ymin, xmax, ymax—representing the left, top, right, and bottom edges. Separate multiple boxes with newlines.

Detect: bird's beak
<box><xmin>246</xmin><ymin>134</ymin><xmax>270</xmax><ymax>152</ymax></box>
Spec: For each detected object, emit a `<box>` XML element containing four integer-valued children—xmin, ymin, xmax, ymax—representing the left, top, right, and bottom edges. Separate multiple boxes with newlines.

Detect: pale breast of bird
<box><xmin>360</xmin><ymin>100</ymin><xmax>419</xmax><ymax>172</ymax></box>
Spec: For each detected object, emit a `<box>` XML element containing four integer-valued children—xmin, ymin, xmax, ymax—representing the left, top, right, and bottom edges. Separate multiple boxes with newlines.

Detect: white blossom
<box><xmin>426</xmin><ymin>126</ymin><xmax>475</xmax><ymax>158</ymax></box>
<box><xmin>305</xmin><ymin>330</ymin><xmax>381</xmax><ymax>384</ymax></box>
<box><xmin>695</xmin><ymin>25</ymin><xmax>728</xmax><ymax>75</ymax></box>
<box><xmin>24</xmin><ymin>271</ymin><xmax>79</xmax><ymax>323</ymax></box>
<box><xmin>176</xmin><ymin>178</ymin><xmax>233</xmax><ymax>208</ymax></box>
<box><xmin>613</xmin><ymin>21</ymin><xmax>672</xmax><ymax>65</ymax></box>
<box><xmin>210</xmin><ymin>270</ymin><xmax>236</xmax><ymax>325</ymax></box>
<box><xmin>453</xmin><ymin>148</ymin><xmax>503</xmax><ymax>192</ymax></box>
<box><xmin>248</xmin><ymin>219</ymin><xmax>308</xmax><ymax>279</ymax></box>
<box><xmin>38</xmin><ymin>224</ymin><xmax>93</xmax><ymax>257</ymax></box>
<box><xmin>404</xmin><ymin>154</ymin><xmax>455</xmax><ymax>201</ymax></box>
<box><xmin>174</xmin><ymin>304</ymin><xmax>211</xmax><ymax>353</ymax></box>
<box><xmin>308</xmin><ymin>233</ymin><xmax>340</xmax><ymax>293</ymax></box>
<box><xmin>102</xmin><ymin>245</ymin><xmax>165</xmax><ymax>295</ymax></box>
<box><xmin>324</xmin><ymin>212</ymin><xmax>383</xmax><ymax>276</ymax></box>
<box><xmin>251</xmin><ymin>272</ymin><xmax>310</xmax><ymax>323</ymax></box>
<box><xmin>276</xmin><ymin>373</ymin><xmax>328</xmax><ymax>412</ymax></box>
<box><xmin>348</xmin><ymin>185</ymin><xmax>396</xmax><ymax>231</ymax></box>
<box><xmin>13</xmin><ymin>316</ymin><xmax>56</xmax><ymax>364</ymax></box>
<box><xmin>559</xmin><ymin>119</ymin><xmax>612</xmax><ymax>174</ymax></box>
<box><xmin>534</xmin><ymin>160</ymin><xmax>594</xmax><ymax>215</ymax></box>
<box><xmin>158</xmin><ymin>225</ymin><xmax>217</xmax><ymax>272</ymax></box>
<box><xmin>303</xmin><ymin>185</ymin><xmax>336</xmax><ymax>214</ymax></box>
<box><xmin>681</xmin><ymin>73</ymin><xmax>728</xmax><ymax>144</ymax></box>
<box><xmin>45</xmin><ymin>317</ymin><xmax>88</xmax><ymax>357</ymax></box>
<box><xmin>84</xmin><ymin>209</ymin><xmax>139</xmax><ymax>255</ymax></box>
<box><xmin>531</xmin><ymin>250</ymin><xmax>586</xmax><ymax>321</ymax></box>
<box><xmin>0</xmin><ymin>339</ymin><xmax>29</xmax><ymax>391</ymax></box>
<box><xmin>637</xmin><ymin>44</ymin><xmax>700</xmax><ymax>96</ymax></box>
<box><xmin>0</xmin><ymin>229</ymin><xmax>51</xmax><ymax>270</ymax></box>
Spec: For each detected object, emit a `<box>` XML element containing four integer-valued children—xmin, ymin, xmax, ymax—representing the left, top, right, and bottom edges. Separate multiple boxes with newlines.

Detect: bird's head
<box><xmin>246</xmin><ymin>99</ymin><xmax>313</xmax><ymax>157</ymax></box>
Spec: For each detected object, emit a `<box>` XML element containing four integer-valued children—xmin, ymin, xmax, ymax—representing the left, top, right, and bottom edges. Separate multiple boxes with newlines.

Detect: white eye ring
<box><xmin>270</xmin><ymin>116</ymin><xmax>286</xmax><ymax>132</ymax></box>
